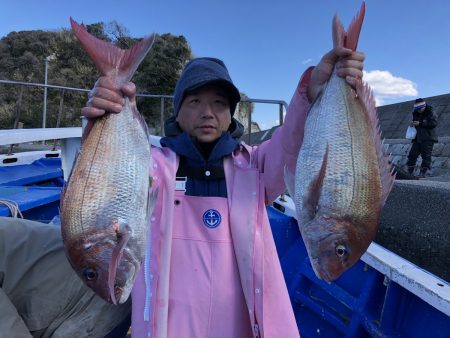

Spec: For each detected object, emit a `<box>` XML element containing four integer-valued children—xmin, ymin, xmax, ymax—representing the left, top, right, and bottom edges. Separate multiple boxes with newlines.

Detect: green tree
<box><xmin>133</xmin><ymin>33</ymin><xmax>192</xmax><ymax>130</ymax></box>
<box><xmin>0</xmin><ymin>22</ymin><xmax>192</xmax><ymax>132</ymax></box>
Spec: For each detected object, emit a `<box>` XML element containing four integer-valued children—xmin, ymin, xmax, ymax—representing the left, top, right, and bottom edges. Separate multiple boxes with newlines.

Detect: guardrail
<box><xmin>0</xmin><ymin>79</ymin><xmax>287</xmax><ymax>142</ymax></box>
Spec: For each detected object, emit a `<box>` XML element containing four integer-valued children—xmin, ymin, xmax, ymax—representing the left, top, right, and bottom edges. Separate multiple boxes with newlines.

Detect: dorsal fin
<box><xmin>333</xmin><ymin>3</ymin><xmax>394</xmax><ymax>204</ymax></box>
<box><xmin>355</xmin><ymin>78</ymin><xmax>395</xmax><ymax>205</ymax></box>
<box><xmin>70</xmin><ymin>17</ymin><xmax>155</xmax><ymax>86</ymax></box>
<box><xmin>333</xmin><ymin>2</ymin><xmax>365</xmax><ymax>51</ymax></box>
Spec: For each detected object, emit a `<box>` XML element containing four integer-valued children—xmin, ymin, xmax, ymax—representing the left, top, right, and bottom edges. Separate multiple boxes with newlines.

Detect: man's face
<box><xmin>176</xmin><ymin>84</ymin><xmax>232</xmax><ymax>143</ymax></box>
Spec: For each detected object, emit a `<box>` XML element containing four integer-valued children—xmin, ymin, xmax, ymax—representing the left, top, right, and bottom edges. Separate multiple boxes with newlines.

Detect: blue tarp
<box><xmin>0</xmin><ymin>158</ymin><xmax>63</xmax><ymax>186</ymax></box>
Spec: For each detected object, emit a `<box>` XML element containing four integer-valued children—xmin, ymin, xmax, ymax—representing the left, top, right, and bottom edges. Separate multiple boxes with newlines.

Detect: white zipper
<box><xmin>254</xmin><ymin>323</ymin><xmax>260</xmax><ymax>337</ymax></box>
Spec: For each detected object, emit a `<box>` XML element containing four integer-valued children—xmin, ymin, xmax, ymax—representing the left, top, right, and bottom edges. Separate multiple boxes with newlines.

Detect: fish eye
<box><xmin>335</xmin><ymin>245</ymin><xmax>348</xmax><ymax>258</ymax></box>
<box><xmin>83</xmin><ymin>268</ymin><xmax>98</xmax><ymax>281</ymax></box>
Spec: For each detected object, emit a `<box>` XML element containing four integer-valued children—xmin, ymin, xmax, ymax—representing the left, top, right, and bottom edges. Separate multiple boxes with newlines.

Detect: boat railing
<box><xmin>0</xmin><ymin>127</ymin><xmax>81</xmax><ymax>180</ymax></box>
<box><xmin>0</xmin><ymin>79</ymin><xmax>288</xmax><ymax>144</ymax></box>
<box><xmin>0</xmin><ymin>127</ymin><xmax>164</xmax><ymax>180</ymax></box>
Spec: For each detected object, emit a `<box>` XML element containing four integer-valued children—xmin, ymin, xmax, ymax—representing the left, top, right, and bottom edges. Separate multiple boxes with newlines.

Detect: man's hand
<box><xmin>307</xmin><ymin>46</ymin><xmax>365</xmax><ymax>102</ymax></box>
<box><xmin>81</xmin><ymin>77</ymin><xmax>137</xmax><ymax>118</ymax></box>
<box><xmin>411</xmin><ymin>121</ymin><xmax>420</xmax><ymax>127</ymax></box>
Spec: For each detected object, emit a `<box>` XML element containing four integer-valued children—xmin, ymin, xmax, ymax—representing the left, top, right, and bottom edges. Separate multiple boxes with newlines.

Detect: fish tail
<box><xmin>332</xmin><ymin>2</ymin><xmax>365</xmax><ymax>51</ymax></box>
<box><xmin>70</xmin><ymin>18</ymin><xmax>155</xmax><ymax>85</ymax></box>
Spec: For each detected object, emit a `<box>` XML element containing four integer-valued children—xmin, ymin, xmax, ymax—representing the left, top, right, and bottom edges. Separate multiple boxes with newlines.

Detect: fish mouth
<box><xmin>111</xmin><ymin>285</ymin><xmax>124</xmax><ymax>304</ymax></box>
<box><xmin>310</xmin><ymin>257</ymin><xmax>335</xmax><ymax>282</ymax></box>
<box><xmin>107</xmin><ymin>263</ymin><xmax>135</xmax><ymax>304</ymax></box>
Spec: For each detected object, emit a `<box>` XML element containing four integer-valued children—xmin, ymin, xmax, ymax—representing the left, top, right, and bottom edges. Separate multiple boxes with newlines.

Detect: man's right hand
<box><xmin>81</xmin><ymin>77</ymin><xmax>137</xmax><ymax>118</ymax></box>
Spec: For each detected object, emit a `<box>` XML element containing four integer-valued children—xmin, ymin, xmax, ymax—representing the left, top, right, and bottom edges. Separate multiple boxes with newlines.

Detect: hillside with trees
<box><xmin>0</xmin><ymin>21</ymin><xmax>255</xmax><ymax>135</ymax></box>
<box><xmin>0</xmin><ymin>22</ymin><xmax>192</xmax><ymax>131</ymax></box>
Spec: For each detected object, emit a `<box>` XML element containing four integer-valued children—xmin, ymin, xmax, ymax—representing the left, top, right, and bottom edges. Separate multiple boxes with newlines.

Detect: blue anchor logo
<box><xmin>203</xmin><ymin>209</ymin><xmax>221</xmax><ymax>228</ymax></box>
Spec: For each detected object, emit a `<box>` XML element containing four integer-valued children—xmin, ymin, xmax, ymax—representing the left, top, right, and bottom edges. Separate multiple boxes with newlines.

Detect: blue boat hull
<box><xmin>1</xmin><ymin>158</ymin><xmax>449</xmax><ymax>337</ymax></box>
<box><xmin>269</xmin><ymin>207</ymin><xmax>450</xmax><ymax>338</ymax></box>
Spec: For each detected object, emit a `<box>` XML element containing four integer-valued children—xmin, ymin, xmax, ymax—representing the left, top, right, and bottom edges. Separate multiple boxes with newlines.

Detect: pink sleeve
<box><xmin>255</xmin><ymin>67</ymin><xmax>313</xmax><ymax>204</ymax></box>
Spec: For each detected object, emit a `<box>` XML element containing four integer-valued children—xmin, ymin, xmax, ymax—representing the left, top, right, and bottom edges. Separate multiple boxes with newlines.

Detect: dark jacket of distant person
<box><xmin>411</xmin><ymin>104</ymin><xmax>438</xmax><ymax>143</ymax></box>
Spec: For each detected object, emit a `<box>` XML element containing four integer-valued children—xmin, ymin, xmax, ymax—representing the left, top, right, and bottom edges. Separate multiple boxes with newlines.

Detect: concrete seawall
<box><xmin>376</xmin><ymin>180</ymin><xmax>450</xmax><ymax>282</ymax></box>
<box><xmin>377</xmin><ymin>93</ymin><xmax>450</xmax><ymax>140</ymax></box>
<box><xmin>386</xmin><ymin>136</ymin><xmax>450</xmax><ymax>178</ymax></box>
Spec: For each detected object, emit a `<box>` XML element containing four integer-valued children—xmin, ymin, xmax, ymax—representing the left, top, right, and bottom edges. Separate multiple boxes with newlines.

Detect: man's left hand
<box><xmin>307</xmin><ymin>47</ymin><xmax>365</xmax><ymax>102</ymax></box>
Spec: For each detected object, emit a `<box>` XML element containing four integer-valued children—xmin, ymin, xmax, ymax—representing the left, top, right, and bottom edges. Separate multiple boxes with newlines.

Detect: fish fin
<box><xmin>70</xmin><ymin>17</ymin><xmax>156</xmax><ymax>85</ymax></box>
<box><xmin>130</xmin><ymin>98</ymin><xmax>151</xmax><ymax>142</ymax></box>
<box><xmin>81</xmin><ymin>118</ymin><xmax>95</xmax><ymax>143</ymax></box>
<box><xmin>147</xmin><ymin>187</ymin><xmax>159</xmax><ymax>220</ymax></box>
<box><xmin>59</xmin><ymin>183</ymin><xmax>67</xmax><ymax>213</ymax></box>
<box><xmin>59</xmin><ymin>146</ymin><xmax>81</xmax><ymax>212</ymax></box>
<box><xmin>283</xmin><ymin>166</ymin><xmax>295</xmax><ymax>200</ymax></box>
<box><xmin>303</xmin><ymin>144</ymin><xmax>329</xmax><ymax>220</ymax></box>
<box><xmin>333</xmin><ymin>2</ymin><xmax>365</xmax><ymax>50</ymax></box>
<box><xmin>354</xmin><ymin>79</ymin><xmax>395</xmax><ymax>207</ymax></box>
<box><xmin>108</xmin><ymin>222</ymin><xmax>132</xmax><ymax>305</ymax></box>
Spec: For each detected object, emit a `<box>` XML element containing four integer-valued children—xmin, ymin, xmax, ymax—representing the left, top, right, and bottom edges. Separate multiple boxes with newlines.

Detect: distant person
<box><xmin>406</xmin><ymin>98</ymin><xmax>438</xmax><ymax>177</ymax></box>
<box><xmin>0</xmin><ymin>217</ymin><xmax>131</xmax><ymax>338</ymax></box>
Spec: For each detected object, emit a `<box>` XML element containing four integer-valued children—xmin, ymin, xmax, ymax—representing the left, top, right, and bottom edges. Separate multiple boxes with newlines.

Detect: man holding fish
<box><xmin>81</xmin><ymin>23</ymin><xmax>365</xmax><ymax>338</ymax></box>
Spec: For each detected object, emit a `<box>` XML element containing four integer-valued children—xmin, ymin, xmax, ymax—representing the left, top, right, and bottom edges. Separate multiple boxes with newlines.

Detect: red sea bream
<box><xmin>60</xmin><ymin>19</ymin><xmax>156</xmax><ymax>304</ymax></box>
<box><xmin>286</xmin><ymin>3</ymin><xmax>395</xmax><ymax>282</ymax></box>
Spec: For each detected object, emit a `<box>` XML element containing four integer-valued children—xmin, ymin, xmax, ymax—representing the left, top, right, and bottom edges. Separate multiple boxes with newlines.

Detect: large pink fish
<box><xmin>60</xmin><ymin>19</ymin><xmax>156</xmax><ymax>304</ymax></box>
<box><xmin>286</xmin><ymin>3</ymin><xmax>395</xmax><ymax>282</ymax></box>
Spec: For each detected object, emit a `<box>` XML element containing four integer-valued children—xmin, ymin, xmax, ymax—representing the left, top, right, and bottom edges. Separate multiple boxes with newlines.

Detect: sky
<box><xmin>1</xmin><ymin>0</ymin><xmax>450</xmax><ymax>130</ymax></box>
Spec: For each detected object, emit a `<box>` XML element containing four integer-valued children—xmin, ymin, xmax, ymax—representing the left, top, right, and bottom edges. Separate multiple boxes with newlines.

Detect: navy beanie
<box><xmin>173</xmin><ymin>57</ymin><xmax>241</xmax><ymax>116</ymax></box>
<box><xmin>413</xmin><ymin>98</ymin><xmax>426</xmax><ymax>111</ymax></box>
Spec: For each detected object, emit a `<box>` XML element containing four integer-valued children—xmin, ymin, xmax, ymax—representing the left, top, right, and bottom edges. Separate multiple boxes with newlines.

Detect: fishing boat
<box><xmin>0</xmin><ymin>127</ymin><xmax>449</xmax><ymax>338</ymax></box>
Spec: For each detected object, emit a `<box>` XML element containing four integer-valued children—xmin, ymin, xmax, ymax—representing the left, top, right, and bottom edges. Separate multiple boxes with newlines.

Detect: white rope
<box><xmin>0</xmin><ymin>199</ymin><xmax>24</xmax><ymax>218</ymax></box>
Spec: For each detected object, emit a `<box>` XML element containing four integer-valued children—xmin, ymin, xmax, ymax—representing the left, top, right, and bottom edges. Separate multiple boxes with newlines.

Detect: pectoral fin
<box><xmin>303</xmin><ymin>144</ymin><xmax>329</xmax><ymax>221</ymax></box>
<box><xmin>108</xmin><ymin>221</ymin><xmax>132</xmax><ymax>305</ymax></box>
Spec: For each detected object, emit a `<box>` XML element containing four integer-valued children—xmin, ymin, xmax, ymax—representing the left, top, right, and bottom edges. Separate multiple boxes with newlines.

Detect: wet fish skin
<box><xmin>288</xmin><ymin>3</ymin><xmax>395</xmax><ymax>282</ymax></box>
<box><xmin>60</xmin><ymin>19</ymin><xmax>156</xmax><ymax>304</ymax></box>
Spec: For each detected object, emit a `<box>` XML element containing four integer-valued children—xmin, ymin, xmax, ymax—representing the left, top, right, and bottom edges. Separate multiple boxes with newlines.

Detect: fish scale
<box><xmin>64</xmin><ymin>103</ymin><xmax>149</xmax><ymax>239</ymax></box>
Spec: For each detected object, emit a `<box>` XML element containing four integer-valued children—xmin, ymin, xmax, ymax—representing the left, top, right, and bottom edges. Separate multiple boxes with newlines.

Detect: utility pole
<box><xmin>42</xmin><ymin>56</ymin><xmax>49</xmax><ymax>128</ymax></box>
<box><xmin>42</xmin><ymin>54</ymin><xmax>56</xmax><ymax>128</ymax></box>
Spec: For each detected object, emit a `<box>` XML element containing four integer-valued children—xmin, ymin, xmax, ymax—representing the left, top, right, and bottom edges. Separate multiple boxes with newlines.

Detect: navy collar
<box><xmin>160</xmin><ymin>132</ymin><xmax>239</xmax><ymax>162</ymax></box>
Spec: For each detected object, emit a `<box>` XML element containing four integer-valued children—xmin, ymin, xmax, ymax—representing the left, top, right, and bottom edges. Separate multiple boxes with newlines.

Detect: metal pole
<box><xmin>42</xmin><ymin>57</ymin><xmax>49</xmax><ymax>128</ymax></box>
<box><xmin>247</xmin><ymin>101</ymin><xmax>252</xmax><ymax>145</ymax></box>
<box><xmin>160</xmin><ymin>97</ymin><xmax>165</xmax><ymax>136</ymax></box>
<box><xmin>279</xmin><ymin>103</ymin><xmax>284</xmax><ymax>125</ymax></box>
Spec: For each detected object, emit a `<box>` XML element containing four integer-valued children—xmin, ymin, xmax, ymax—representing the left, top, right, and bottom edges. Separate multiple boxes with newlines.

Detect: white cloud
<box><xmin>362</xmin><ymin>70</ymin><xmax>418</xmax><ymax>106</ymax></box>
<box><xmin>302</xmin><ymin>58</ymin><xmax>313</xmax><ymax>65</ymax></box>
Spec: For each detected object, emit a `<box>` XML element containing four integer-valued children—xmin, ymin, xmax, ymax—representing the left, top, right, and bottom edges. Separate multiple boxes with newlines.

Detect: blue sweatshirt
<box><xmin>160</xmin><ymin>132</ymin><xmax>239</xmax><ymax>197</ymax></box>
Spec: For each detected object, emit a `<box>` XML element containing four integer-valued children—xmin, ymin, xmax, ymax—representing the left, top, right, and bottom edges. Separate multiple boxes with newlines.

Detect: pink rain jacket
<box><xmin>131</xmin><ymin>68</ymin><xmax>313</xmax><ymax>338</ymax></box>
